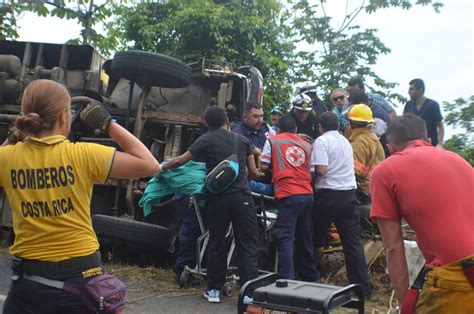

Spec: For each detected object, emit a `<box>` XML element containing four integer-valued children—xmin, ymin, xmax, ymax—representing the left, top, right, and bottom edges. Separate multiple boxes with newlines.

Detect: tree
<box><xmin>2</xmin><ymin>0</ymin><xmax>445</xmax><ymax>112</ymax></box>
<box><xmin>0</xmin><ymin>1</ymin><xmax>23</xmax><ymax>40</ymax></box>
<box><xmin>111</xmin><ymin>0</ymin><xmax>295</xmax><ymax>112</ymax></box>
<box><xmin>0</xmin><ymin>0</ymin><xmax>118</xmax><ymax>56</ymax></box>
<box><xmin>443</xmin><ymin>96</ymin><xmax>474</xmax><ymax>165</ymax></box>
<box><xmin>290</xmin><ymin>0</ymin><xmax>443</xmax><ymax>107</ymax></box>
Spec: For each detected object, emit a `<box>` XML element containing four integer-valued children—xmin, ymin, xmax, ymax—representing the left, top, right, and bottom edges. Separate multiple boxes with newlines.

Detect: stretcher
<box><xmin>178</xmin><ymin>192</ymin><xmax>278</xmax><ymax>296</ymax></box>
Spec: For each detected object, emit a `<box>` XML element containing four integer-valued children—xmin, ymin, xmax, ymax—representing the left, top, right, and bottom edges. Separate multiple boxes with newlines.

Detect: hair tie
<box><xmin>27</xmin><ymin>113</ymin><xmax>40</xmax><ymax>118</ymax></box>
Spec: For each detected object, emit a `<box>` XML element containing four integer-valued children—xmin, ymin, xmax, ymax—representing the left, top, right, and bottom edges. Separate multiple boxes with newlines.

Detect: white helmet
<box><xmin>292</xmin><ymin>93</ymin><xmax>313</xmax><ymax>111</ymax></box>
<box><xmin>296</xmin><ymin>81</ymin><xmax>317</xmax><ymax>94</ymax></box>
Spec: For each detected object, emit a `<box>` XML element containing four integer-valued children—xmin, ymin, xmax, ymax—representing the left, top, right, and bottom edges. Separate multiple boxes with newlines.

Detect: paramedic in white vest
<box><xmin>260</xmin><ymin>115</ymin><xmax>320</xmax><ymax>281</ymax></box>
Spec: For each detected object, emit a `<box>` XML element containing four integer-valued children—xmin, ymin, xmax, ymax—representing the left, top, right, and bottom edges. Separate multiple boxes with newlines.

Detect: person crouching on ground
<box><xmin>161</xmin><ymin>106</ymin><xmax>262</xmax><ymax>303</ymax></box>
<box><xmin>260</xmin><ymin>115</ymin><xmax>320</xmax><ymax>281</ymax></box>
<box><xmin>1</xmin><ymin>79</ymin><xmax>160</xmax><ymax>313</ymax></box>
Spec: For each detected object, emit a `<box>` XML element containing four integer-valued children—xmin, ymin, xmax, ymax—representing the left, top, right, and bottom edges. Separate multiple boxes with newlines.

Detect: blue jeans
<box><xmin>275</xmin><ymin>194</ymin><xmax>319</xmax><ymax>280</ymax></box>
<box><xmin>250</xmin><ymin>180</ymin><xmax>274</xmax><ymax>196</ymax></box>
<box><xmin>173</xmin><ymin>194</ymin><xmax>203</xmax><ymax>275</ymax></box>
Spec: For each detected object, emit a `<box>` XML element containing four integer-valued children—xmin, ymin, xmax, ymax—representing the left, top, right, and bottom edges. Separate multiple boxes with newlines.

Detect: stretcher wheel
<box><xmin>222</xmin><ymin>281</ymin><xmax>235</xmax><ymax>297</ymax></box>
<box><xmin>180</xmin><ymin>270</ymin><xmax>190</xmax><ymax>288</ymax></box>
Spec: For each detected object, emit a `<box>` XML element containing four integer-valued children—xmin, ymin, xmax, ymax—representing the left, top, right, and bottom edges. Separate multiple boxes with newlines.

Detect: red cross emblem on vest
<box><xmin>285</xmin><ymin>146</ymin><xmax>305</xmax><ymax>167</ymax></box>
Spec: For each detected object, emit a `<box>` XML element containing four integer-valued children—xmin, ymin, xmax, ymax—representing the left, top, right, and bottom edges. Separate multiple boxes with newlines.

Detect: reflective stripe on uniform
<box><xmin>270</xmin><ymin>139</ymin><xmax>286</xmax><ymax>170</ymax></box>
<box><xmin>270</xmin><ymin>138</ymin><xmax>312</xmax><ymax>152</ymax></box>
<box><xmin>354</xmin><ymin>159</ymin><xmax>369</xmax><ymax>177</ymax></box>
<box><xmin>270</xmin><ymin>138</ymin><xmax>312</xmax><ymax>171</ymax></box>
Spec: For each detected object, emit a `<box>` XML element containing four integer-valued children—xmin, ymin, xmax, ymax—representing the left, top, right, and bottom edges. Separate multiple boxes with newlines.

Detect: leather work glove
<box><xmin>6</xmin><ymin>127</ymin><xmax>26</xmax><ymax>144</ymax></box>
<box><xmin>80</xmin><ymin>102</ymin><xmax>113</xmax><ymax>135</ymax></box>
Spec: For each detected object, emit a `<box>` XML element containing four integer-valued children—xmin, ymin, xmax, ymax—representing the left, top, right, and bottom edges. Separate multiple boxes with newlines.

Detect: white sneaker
<box><xmin>243</xmin><ymin>295</ymin><xmax>253</xmax><ymax>305</ymax></box>
<box><xmin>204</xmin><ymin>289</ymin><xmax>220</xmax><ymax>303</ymax></box>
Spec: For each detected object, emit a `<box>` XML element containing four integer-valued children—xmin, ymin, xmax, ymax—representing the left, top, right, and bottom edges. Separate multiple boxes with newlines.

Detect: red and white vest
<box><xmin>269</xmin><ymin>133</ymin><xmax>313</xmax><ymax>199</ymax></box>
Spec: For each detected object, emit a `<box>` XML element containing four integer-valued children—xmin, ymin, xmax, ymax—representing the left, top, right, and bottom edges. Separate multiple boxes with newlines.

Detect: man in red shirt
<box><xmin>261</xmin><ymin>115</ymin><xmax>319</xmax><ymax>281</ymax></box>
<box><xmin>370</xmin><ymin>114</ymin><xmax>474</xmax><ymax>313</ymax></box>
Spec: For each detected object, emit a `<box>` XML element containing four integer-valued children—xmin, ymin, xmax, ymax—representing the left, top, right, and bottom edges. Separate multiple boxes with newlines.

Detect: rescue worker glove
<box><xmin>6</xmin><ymin>127</ymin><xmax>25</xmax><ymax>144</ymax></box>
<box><xmin>80</xmin><ymin>102</ymin><xmax>113</xmax><ymax>135</ymax></box>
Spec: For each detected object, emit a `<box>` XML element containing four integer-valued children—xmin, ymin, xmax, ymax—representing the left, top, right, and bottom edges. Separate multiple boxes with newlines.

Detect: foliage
<box><xmin>443</xmin><ymin>135</ymin><xmax>474</xmax><ymax>166</ymax></box>
<box><xmin>364</xmin><ymin>0</ymin><xmax>443</xmax><ymax>13</ymax></box>
<box><xmin>290</xmin><ymin>0</ymin><xmax>443</xmax><ymax>108</ymax></box>
<box><xmin>442</xmin><ymin>96</ymin><xmax>474</xmax><ymax>165</ymax></box>
<box><xmin>0</xmin><ymin>0</ymin><xmax>117</xmax><ymax>56</ymax></box>
<box><xmin>2</xmin><ymin>0</ymin><xmax>444</xmax><ymax>113</ymax></box>
<box><xmin>444</xmin><ymin>96</ymin><xmax>474</xmax><ymax>134</ymax></box>
<box><xmin>111</xmin><ymin>0</ymin><xmax>295</xmax><ymax>112</ymax></box>
<box><xmin>0</xmin><ymin>1</ymin><xmax>22</xmax><ymax>40</ymax></box>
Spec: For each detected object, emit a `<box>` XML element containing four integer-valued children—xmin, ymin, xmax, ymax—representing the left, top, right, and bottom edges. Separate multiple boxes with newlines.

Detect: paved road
<box><xmin>0</xmin><ymin>249</ymin><xmax>9</xmax><ymax>308</ymax></box>
<box><xmin>0</xmin><ymin>248</ymin><xmax>237</xmax><ymax>313</ymax></box>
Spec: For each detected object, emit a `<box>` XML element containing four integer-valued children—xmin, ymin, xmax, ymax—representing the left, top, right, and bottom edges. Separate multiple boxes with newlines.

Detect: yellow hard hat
<box><xmin>347</xmin><ymin>104</ymin><xmax>375</xmax><ymax>122</ymax></box>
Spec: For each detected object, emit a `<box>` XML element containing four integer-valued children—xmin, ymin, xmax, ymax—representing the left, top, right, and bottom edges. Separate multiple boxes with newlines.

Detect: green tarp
<box><xmin>139</xmin><ymin>161</ymin><xmax>206</xmax><ymax>217</ymax></box>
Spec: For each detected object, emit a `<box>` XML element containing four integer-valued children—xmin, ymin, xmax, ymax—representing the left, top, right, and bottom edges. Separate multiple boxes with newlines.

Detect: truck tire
<box><xmin>237</xmin><ymin>66</ymin><xmax>264</xmax><ymax>107</ymax></box>
<box><xmin>92</xmin><ymin>214</ymin><xmax>170</xmax><ymax>249</ymax></box>
<box><xmin>0</xmin><ymin>55</ymin><xmax>21</xmax><ymax>78</ymax></box>
<box><xmin>111</xmin><ymin>50</ymin><xmax>191</xmax><ymax>88</ymax></box>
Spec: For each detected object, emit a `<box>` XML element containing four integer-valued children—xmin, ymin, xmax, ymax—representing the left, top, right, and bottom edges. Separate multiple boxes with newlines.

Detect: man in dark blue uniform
<box><xmin>233</xmin><ymin>103</ymin><xmax>274</xmax><ymax>154</ymax></box>
<box><xmin>403</xmin><ymin>78</ymin><xmax>444</xmax><ymax>147</ymax></box>
<box><xmin>233</xmin><ymin>103</ymin><xmax>274</xmax><ymax>195</ymax></box>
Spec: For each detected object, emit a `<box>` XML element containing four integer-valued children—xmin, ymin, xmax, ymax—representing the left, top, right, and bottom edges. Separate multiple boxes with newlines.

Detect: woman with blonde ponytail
<box><xmin>1</xmin><ymin>79</ymin><xmax>160</xmax><ymax>313</ymax></box>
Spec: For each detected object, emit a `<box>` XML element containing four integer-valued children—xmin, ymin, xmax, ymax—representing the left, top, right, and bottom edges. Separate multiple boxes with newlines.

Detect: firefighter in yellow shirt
<box><xmin>347</xmin><ymin>104</ymin><xmax>385</xmax><ymax>196</ymax></box>
<box><xmin>1</xmin><ymin>80</ymin><xmax>160</xmax><ymax>313</ymax></box>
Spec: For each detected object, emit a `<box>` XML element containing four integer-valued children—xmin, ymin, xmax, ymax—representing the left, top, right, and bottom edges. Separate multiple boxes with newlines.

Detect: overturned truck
<box><xmin>0</xmin><ymin>40</ymin><xmax>264</xmax><ymax>252</ymax></box>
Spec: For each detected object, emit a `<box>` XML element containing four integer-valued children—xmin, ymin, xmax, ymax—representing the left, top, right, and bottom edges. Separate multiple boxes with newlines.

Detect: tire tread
<box><xmin>111</xmin><ymin>50</ymin><xmax>191</xmax><ymax>88</ymax></box>
<box><xmin>92</xmin><ymin>214</ymin><xmax>170</xmax><ymax>248</ymax></box>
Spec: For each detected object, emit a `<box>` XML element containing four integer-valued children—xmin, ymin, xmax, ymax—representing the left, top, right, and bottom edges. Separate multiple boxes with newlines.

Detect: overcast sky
<box><xmin>354</xmin><ymin>0</ymin><xmax>473</xmax><ymax>110</ymax></box>
<box><xmin>14</xmin><ymin>0</ymin><xmax>473</xmax><ymax>135</ymax></box>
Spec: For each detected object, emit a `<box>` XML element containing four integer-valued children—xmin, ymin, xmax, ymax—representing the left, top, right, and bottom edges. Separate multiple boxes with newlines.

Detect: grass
<box><xmin>0</xmin><ymin>236</ymin><xmax>399</xmax><ymax>312</ymax></box>
<box><xmin>102</xmin><ymin>247</ymin><xmax>204</xmax><ymax>304</ymax></box>
<box><xmin>102</xmin><ymin>247</ymin><xmax>396</xmax><ymax>312</ymax></box>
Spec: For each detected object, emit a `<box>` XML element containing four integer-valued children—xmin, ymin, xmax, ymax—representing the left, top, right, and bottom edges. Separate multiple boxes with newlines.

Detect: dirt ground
<box><xmin>103</xmin><ymin>248</ymin><xmax>396</xmax><ymax>313</ymax></box>
<box><xmin>0</xmin><ymin>242</ymin><xmax>398</xmax><ymax>313</ymax></box>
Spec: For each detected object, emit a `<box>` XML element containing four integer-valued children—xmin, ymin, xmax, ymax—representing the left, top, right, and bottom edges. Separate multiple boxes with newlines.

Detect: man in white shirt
<box><xmin>311</xmin><ymin>112</ymin><xmax>372</xmax><ymax>297</ymax></box>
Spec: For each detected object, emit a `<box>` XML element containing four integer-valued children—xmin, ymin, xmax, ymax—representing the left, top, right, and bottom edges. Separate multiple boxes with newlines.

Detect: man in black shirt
<box><xmin>403</xmin><ymin>78</ymin><xmax>444</xmax><ymax>147</ymax></box>
<box><xmin>162</xmin><ymin>106</ymin><xmax>261</xmax><ymax>303</ymax></box>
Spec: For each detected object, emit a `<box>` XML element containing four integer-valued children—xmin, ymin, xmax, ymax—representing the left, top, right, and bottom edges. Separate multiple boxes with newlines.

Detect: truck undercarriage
<box><xmin>0</xmin><ymin>40</ymin><xmax>264</xmax><ymax>252</ymax></box>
